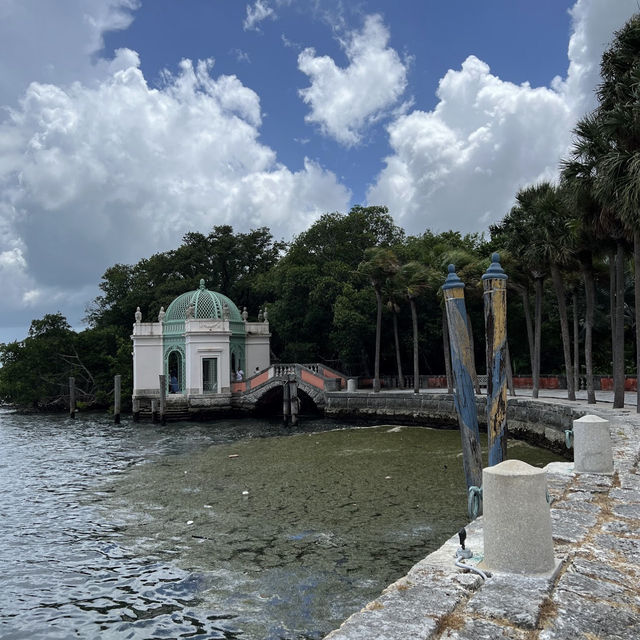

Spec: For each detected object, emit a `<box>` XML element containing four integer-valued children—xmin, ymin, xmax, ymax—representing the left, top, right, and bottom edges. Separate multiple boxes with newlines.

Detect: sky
<box><xmin>0</xmin><ymin>0</ymin><xmax>638</xmax><ymax>345</ymax></box>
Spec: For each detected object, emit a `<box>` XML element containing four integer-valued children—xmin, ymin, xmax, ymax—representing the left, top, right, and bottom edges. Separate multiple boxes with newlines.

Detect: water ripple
<box><xmin>0</xmin><ymin>409</ymin><xmax>562</xmax><ymax>639</ymax></box>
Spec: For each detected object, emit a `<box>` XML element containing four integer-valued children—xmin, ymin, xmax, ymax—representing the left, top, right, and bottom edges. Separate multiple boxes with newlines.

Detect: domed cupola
<box><xmin>162</xmin><ymin>279</ymin><xmax>245</xmax><ymax>341</ymax></box>
<box><xmin>164</xmin><ymin>279</ymin><xmax>242</xmax><ymax>323</ymax></box>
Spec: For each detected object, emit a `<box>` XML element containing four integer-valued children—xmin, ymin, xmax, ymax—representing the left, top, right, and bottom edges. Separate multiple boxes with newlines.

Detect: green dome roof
<box><xmin>165</xmin><ymin>279</ymin><xmax>243</xmax><ymax>322</ymax></box>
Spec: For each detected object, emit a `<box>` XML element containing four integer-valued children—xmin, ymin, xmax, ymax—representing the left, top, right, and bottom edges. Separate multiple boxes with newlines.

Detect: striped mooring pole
<box><xmin>442</xmin><ymin>264</ymin><xmax>483</xmax><ymax>491</ymax></box>
<box><xmin>482</xmin><ymin>253</ymin><xmax>509</xmax><ymax>466</ymax></box>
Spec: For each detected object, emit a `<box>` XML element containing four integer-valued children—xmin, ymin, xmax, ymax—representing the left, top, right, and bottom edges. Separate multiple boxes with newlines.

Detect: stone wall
<box><xmin>325</xmin><ymin>392</ymin><xmax>584</xmax><ymax>454</ymax></box>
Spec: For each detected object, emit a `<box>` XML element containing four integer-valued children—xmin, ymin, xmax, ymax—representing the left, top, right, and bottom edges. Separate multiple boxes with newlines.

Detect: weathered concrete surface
<box><xmin>323</xmin><ymin>400</ymin><xmax>640</xmax><ymax>640</ymax></box>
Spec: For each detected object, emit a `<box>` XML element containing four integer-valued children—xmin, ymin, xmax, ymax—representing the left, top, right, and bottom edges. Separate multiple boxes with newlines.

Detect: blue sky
<box><xmin>103</xmin><ymin>1</ymin><xmax>577</xmax><ymax>205</ymax></box>
<box><xmin>0</xmin><ymin>0</ymin><xmax>637</xmax><ymax>344</ymax></box>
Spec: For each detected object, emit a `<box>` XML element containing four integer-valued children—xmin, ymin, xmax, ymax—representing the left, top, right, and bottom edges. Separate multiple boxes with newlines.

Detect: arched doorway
<box><xmin>167</xmin><ymin>349</ymin><xmax>184</xmax><ymax>393</ymax></box>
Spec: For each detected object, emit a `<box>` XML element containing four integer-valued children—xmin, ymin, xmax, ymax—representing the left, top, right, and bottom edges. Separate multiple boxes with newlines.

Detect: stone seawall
<box><xmin>322</xmin><ymin>396</ymin><xmax>640</xmax><ymax>640</ymax></box>
<box><xmin>325</xmin><ymin>391</ymin><xmax>585</xmax><ymax>454</ymax></box>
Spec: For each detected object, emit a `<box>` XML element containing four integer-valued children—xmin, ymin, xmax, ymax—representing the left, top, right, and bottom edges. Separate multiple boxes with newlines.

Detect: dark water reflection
<box><xmin>0</xmin><ymin>409</ymin><xmax>561</xmax><ymax>639</ymax></box>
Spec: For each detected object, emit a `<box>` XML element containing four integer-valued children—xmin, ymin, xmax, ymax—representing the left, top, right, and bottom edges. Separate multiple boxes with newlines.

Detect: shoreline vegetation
<box><xmin>3</xmin><ymin>16</ymin><xmax>640</xmax><ymax>413</ymax></box>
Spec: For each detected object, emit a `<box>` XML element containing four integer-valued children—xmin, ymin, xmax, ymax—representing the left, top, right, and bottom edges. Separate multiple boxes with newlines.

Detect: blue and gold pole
<box><xmin>482</xmin><ymin>253</ymin><xmax>508</xmax><ymax>466</ymax></box>
<box><xmin>442</xmin><ymin>265</ymin><xmax>483</xmax><ymax>491</ymax></box>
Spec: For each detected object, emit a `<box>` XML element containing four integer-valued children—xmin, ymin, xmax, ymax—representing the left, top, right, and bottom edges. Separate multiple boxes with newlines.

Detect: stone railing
<box><xmin>245</xmin><ymin>321</ymin><xmax>270</xmax><ymax>335</ymax></box>
<box><xmin>131</xmin><ymin>322</ymin><xmax>162</xmax><ymax>336</ymax></box>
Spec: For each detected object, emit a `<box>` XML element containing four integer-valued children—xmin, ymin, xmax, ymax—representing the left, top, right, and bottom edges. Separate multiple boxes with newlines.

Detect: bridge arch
<box><xmin>253</xmin><ymin>383</ymin><xmax>322</xmax><ymax>415</ymax></box>
<box><xmin>235</xmin><ymin>363</ymin><xmax>346</xmax><ymax>413</ymax></box>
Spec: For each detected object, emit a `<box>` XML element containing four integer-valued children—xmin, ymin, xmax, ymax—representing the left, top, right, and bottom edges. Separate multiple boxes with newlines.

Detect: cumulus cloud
<box><xmin>298</xmin><ymin>14</ymin><xmax>408</xmax><ymax>146</ymax></box>
<box><xmin>0</xmin><ymin>54</ymin><xmax>350</xmax><ymax>327</ymax></box>
<box><xmin>368</xmin><ymin>56</ymin><xmax>572</xmax><ymax>233</ymax></box>
<box><xmin>0</xmin><ymin>0</ymin><xmax>138</xmax><ymax>107</ymax></box>
<box><xmin>243</xmin><ymin>0</ymin><xmax>275</xmax><ymax>31</ymax></box>
<box><xmin>553</xmin><ymin>0</ymin><xmax>638</xmax><ymax>115</ymax></box>
<box><xmin>367</xmin><ymin>0</ymin><xmax>638</xmax><ymax>235</ymax></box>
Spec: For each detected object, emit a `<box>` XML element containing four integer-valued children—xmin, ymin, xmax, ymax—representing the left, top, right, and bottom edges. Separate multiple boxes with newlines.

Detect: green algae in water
<box><xmin>105</xmin><ymin>425</ymin><xmax>562</xmax><ymax>639</ymax></box>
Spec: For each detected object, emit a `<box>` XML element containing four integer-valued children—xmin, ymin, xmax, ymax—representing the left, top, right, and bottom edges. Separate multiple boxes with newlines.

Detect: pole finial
<box><xmin>482</xmin><ymin>252</ymin><xmax>507</xmax><ymax>280</ymax></box>
<box><xmin>442</xmin><ymin>264</ymin><xmax>465</xmax><ymax>290</ymax></box>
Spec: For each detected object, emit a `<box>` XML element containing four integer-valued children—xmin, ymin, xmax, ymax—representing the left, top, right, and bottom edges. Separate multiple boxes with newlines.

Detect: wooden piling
<box><xmin>159</xmin><ymin>374</ymin><xmax>166</xmax><ymax>425</ymax></box>
<box><xmin>442</xmin><ymin>265</ymin><xmax>483</xmax><ymax>491</ymax></box>
<box><xmin>114</xmin><ymin>375</ymin><xmax>121</xmax><ymax>424</ymax></box>
<box><xmin>151</xmin><ymin>399</ymin><xmax>158</xmax><ymax>423</ymax></box>
<box><xmin>289</xmin><ymin>377</ymin><xmax>299</xmax><ymax>426</ymax></box>
<box><xmin>283</xmin><ymin>379</ymin><xmax>290</xmax><ymax>424</ymax></box>
<box><xmin>482</xmin><ymin>253</ymin><xmax>509</xmax><ymax>466</ymax></box>
<box><xmin>132</xmin><ymin>397</ymin><xmax>140</xmax><ymax>422</ymax></box>
<box><xmin>69</xmin><ymin>377</ymin><xmax>76</xmax><ymax>419</ymax></box>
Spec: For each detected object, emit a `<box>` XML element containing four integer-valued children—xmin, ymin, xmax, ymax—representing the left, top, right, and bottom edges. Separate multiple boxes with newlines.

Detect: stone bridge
<box><xmin>231</xmin><ymin>363</ymin><xmax>348</xmax><ymax>411</ymax></box>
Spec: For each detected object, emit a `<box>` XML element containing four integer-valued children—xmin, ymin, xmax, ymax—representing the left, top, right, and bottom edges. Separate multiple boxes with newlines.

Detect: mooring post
<box><xmin>69</xmin><ymin>376</ymin><xmax>76</xmax><ymax>419</ymax></box>
<box><xmin>114</xmin><ymin>375</ymin><xmax>121</xmax><ymax>424</ymax></box>
<box><xmin>132</xmin><ymin>397</ymin><xmax>140</xmax><ymax>422</ymax></box>
<box><xmin>283</xmin><ymin>378</ymin><xmax>290</xmax><ymax>424</ymax></box>
<box><xmin>442</xmin><ymin>265</ymin><xmax>483</xmax><ymax>491</ymax></box>
<box><xmin>289</xmin><ymin>377</ymin><xmax>299</xmax><ymax>426</ymax></box>
<box><xmin>151</xmin><ymin>399</ymin><xmax>158</xmax><ymax>423</ymax></box>
<box><xmin>159</xmin><ymin>374</ymin><xmax>166</xmax><ymax>425</ymax></box>
<box><xmin>482</xmin><ymin>253</ymin><xmax>509</xmax><ymax>466</ymax></box>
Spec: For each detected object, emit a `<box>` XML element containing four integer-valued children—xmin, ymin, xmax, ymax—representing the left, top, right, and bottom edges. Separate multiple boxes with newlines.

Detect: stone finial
<box><xmin>222</xmin><ymin>301</ymin><xmax>230</xmax><ymax>321</ymax></box>
<box><xmin>258</xmin><ymin>308</ymin><xmax>264</xmax><ymax>322</ymax></box>
<box><xmin>242</xmin><ymin>306</ymin><xmax>249</xmax><ymax>322</ymax></box>
<box><xmin>158</xmin><ymin>306</ymin><xmax>166</xmax><ymax>323</ymax></box>
<box><xmin>185</xmin><ymin>302</ymin><xmax>195</xmax><ymax>319</ymax></box>
<box><xmin>263</xmin><ymin>306</ymin><xmax>268</xmax><ymax>322</ymax></box>
<box><xmin>135</xmin><ymin>306</ymin><xmax>142</xmax><ymax>323</ymax></box>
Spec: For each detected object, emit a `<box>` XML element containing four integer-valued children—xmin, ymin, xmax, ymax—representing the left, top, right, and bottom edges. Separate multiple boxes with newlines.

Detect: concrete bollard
<box><xmin>482</xmin><ymin>459</ymin><xmax>556</xmax><ymax>574</ymax></box>
<box><xmin>567</xmin><ymin>415</ymin><xmax>614</xmax><ymax>474</ymax></box>
<box><xmin>347</xmin><ymin>378</ymin><xmax>358</xmax><ymax>392</ymax></box>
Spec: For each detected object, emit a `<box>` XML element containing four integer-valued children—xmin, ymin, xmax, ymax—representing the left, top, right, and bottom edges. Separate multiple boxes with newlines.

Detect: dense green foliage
<box><xmin>2</xmin><ymin>15</ymin><xmax>640</xmax><ymax>410</ymax></box>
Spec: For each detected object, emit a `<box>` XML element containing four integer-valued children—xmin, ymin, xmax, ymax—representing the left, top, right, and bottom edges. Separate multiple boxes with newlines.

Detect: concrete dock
<box><xmin>323</xmin><ymin>392</ymin><xmax>640</xmax><ymax>639</ymax></box>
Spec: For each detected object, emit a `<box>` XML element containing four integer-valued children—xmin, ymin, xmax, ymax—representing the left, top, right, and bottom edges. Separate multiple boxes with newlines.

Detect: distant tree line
<box><xmin>1</xmin><ymin>15</ymin><xmax>639</xmax><ymax>411</ymax></box>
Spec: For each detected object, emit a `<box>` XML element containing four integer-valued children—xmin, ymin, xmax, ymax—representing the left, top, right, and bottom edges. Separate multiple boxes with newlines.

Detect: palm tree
<box><xmin>493</xmin><ymin>182</ymin><xmax>579</xmax><ymax>401</ymax></box>
<box><xmin>532</xmin><ymin>182</ymin><xmax>577</xmax><ymax>402</ymax></box>
<box><xmin>358</xmin><ymin>248</ymin><xmax>400</xmax><ymax>392</ymax></box>
<box><xmin>491</xmin><ymin>202</ymin><xmax>546</xmax><ymax>398</ymax></box>
<box><xmin>594</xmin><ymin>14</ymin><xmax>640</xmax><ymax>410</ymax></box>
<box><xmin>561</xmin><ymin>113</ymin><xmax>617</xmax><ymax>404</ymax></box>
<box><xmin>397</xmin><ymin>261</ymin><xmax>432</xmax><ymax>393</ymax></box>
<box><xmin>386</xmin><ymin>296</ymin><xmax>404</xmax><ymax>387</ymax></box>
<box><xmin>564</xmin><ymin>114</ymin><xmax>629</xmax><ymax>410</ymax></box>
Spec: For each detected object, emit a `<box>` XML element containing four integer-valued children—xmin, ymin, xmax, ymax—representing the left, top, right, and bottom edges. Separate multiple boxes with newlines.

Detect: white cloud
<box><xmin>553</xmin><ymin>0</ymin><xmax>637</xmax><ymax>115</ymax></box>
<box><xmin>0</xmin><ymin>0</ymin><xmax>138</xmax><ymax>107</ymax></box>
<box><xmin>243</xmin><ymin>0</ymin><xmax>275</xmax><ymax>31</ymax></box>
<box><xmin>367</xmin><ymin>0</ymin><xmax>639</xmax><ymax>235</ymax></box>
<box><xmin>298</xmin><ymin>14</ymin><xmax>408</xmax><ymax>146</ymax></box>
<box><xmin>0</xmin><ymin>54</ymin><xmax>350</xmax><ymax>327</ymax></box>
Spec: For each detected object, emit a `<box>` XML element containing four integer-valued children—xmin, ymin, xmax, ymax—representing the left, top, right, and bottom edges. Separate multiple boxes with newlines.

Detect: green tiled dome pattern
<box><xmin>164</xmin><ymin>279</ymin><xmax>242</xmax><ymax>323</ymax></box>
